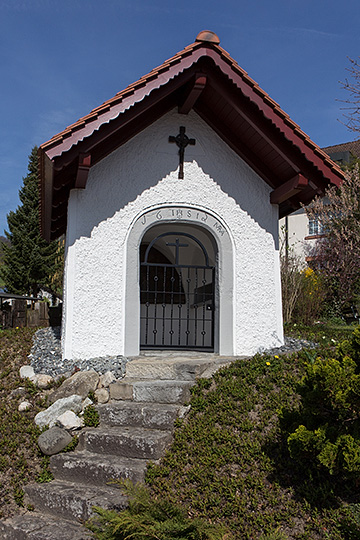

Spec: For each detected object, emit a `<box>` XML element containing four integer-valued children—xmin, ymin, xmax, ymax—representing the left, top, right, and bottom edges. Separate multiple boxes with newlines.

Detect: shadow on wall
<box><xmin>66</xmin><ymin>111</ymin><xmax>278</xmax><ymax>248</ymax></box>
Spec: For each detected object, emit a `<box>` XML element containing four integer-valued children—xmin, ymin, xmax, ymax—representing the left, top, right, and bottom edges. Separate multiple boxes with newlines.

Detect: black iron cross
<box><xmin>166</xmin><ymin>238</ymin><xmax>189</xmax><ymax>265</ymax></box>
<box><xmin>169</xmin><ymin>126</ymin><xmax>196</xmax><ymax>179</ymax></box>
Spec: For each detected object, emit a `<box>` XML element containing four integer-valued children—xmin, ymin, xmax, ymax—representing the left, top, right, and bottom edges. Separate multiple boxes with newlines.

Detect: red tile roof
<box><xmin>323</xmin><ymin>139</ymin><xmax>360</xmax><ymax>158</ymax></box>
<box><xmin>39</xmin><ymin>30</ymin><xmax>345</xmax><ymax>241</ymax></box>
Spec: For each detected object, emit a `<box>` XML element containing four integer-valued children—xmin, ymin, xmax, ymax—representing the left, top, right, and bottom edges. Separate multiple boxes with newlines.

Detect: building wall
<box><xmin>279</xmin><ymin>206</ymin><xmax>324</xmax><ymax>262</ymax></box>
<box><xmin>279</xmin><ymin>209</ymin><xmax>309</xmax><ymax>261</ymax></box>
<box><xmin>62</xmin><ymin>109</ymin><xmax>283</xmax><ymax>360</ymax></box>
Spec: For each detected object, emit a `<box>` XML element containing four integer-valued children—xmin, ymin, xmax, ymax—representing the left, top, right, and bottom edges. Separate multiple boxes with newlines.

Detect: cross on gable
<box><xmin>169</xmin><ymin>126</ymin><xmax>196</xmax><ymax>179</ymax></box>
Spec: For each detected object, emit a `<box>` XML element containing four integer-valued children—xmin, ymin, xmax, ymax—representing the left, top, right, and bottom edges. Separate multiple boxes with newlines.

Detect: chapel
<box><xmin>39</xmin><ymin>31</ymin><xmax>344</xmax><ymax>361</ymax></box>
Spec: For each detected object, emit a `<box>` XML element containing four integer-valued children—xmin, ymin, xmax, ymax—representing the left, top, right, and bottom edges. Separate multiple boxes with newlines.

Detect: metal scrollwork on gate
<box><xmin>140</xmin><ymin>232</ymin><xmax>215</xmax><ymax>351</ymax></box>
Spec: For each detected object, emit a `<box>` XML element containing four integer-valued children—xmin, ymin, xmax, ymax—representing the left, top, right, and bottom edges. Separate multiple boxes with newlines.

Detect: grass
<box><xmin>284</xmin><ymin>320</ymin><xmax>356</xmax><ymax>346</ymax></box>
<box><xmin>145</xmin><ymin>322</ymin><xmax>360</xmax><ymax>539</ymax></box>
<box><xmin>87</xmin><ymin>480</ymin><xmax>228</xmax><ymax>539</ymax></box>
<box><xmin>0</xmin><ymin>327</ymin><xmax>53</xmax><ymax>518</ymax></box>
<box><xmin>1</xmin><ymin>322</ymin><xmax>359</xmax><ymax>538</ymax></box>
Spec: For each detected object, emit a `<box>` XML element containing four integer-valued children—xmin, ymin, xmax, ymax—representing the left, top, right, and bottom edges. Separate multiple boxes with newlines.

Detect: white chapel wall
<box><xmin>62</xmin><ymin>109</ymin><xmax>283</xmax><ymax>360</ymax></box>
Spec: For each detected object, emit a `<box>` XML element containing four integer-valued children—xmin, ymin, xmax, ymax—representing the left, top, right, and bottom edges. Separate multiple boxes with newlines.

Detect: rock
<box><xmin>19</xmin><ymin>365</ymin><xmax>35</xmax><ymax>380</ymax></box>
<box><xmin>18</xmin><ymin>401</ymin><xmax>32</xmax><ymax>412</ymax></box>
<box><xmin>178</xmin><ymin>405</ymin><xmax>191</xmax><ymax>418</ymax></box>
<box><xmin>95</xmin><ymin>388</ymin><xmax>109</xmax><ymax>404</ymax></box>
<box><xmin>33</xmin><ymin>373</ymin><xmax>53</xmax><ymax>389</ymax></box>
<box><xmin>99</xmin><ymin>371</ymin><xmax>116</xmax><ymax>388</ymax></box>
<box><xmin>54</xmin><ymin>371</ymin><xmax>73</xmax><ymax>382</ymax></box>
<box><xmin>81</xmin><ymin>397</ymin><xmax>93</xmax><ymax>412</ymax></box>
<box><xmin>49</xmin><ymin>370</ymin><xmax>99</xmax><ymax>403</ymax></box>
<box><xmin>56</xmin><ymin>410</ymin><xmax>83</xmax><ymax>430</ymax></box>
<box><xmin>29</xmin><ymin>327</ymin><xmax>128</xmax><ymax>378</ymax></box>
<box><xmin>133</xmin><ymin>380</ymin><xmax>192</xmax><ymax>404</ymax></box>
<box><xmin>10</xmin><ymin>386</ymin><xmax>27</xmax><ymax>398</ymax></box>
<box><xmin>38</xmin><ymin>427</ymin><xmax>73</xmax><ymax>455</ymax></box>
<box><xmin>34</xmin><ymin>394</ymin><xmax>83</xmax><ymax>428</ymax></box>
<box><xmin>109</xmin><ymin>381</ymin><xmax>133</xmax><ymax>401</ymax></box>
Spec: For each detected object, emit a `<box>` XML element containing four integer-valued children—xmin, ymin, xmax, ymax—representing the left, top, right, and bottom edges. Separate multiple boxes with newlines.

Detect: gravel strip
<box><xmin>28</xmin><ymin>327</ymin><xmax>127</xmax><ymax>378</ymax></box>
<box><xmin>28</xmin><ymin>327</ymin><xmax>316</xmax><ymax>377</ymax></box>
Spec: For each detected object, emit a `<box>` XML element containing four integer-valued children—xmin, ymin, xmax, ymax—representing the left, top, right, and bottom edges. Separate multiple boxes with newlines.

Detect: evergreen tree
<box><xmin>0</xmin><ymin>147</ymin><xmax>61</xmax><ymax>296</ymax></box>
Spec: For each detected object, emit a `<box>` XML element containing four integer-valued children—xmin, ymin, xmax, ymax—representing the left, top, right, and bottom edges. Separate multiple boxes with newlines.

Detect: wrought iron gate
<box><xmin>140</xmin><ymin>232</ymin><xmax>215</xmax><ymax>351</ymax></box>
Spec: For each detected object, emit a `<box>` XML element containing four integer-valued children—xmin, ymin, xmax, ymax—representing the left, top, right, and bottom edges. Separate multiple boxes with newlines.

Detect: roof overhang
<box><xmin>39</xmin><ymin>31</ymin><xmax>344</xmax><ymax>241</ymax></box>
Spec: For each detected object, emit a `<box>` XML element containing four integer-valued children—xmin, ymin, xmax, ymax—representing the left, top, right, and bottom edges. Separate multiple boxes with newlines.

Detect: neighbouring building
<box><xmin>38</xmin><ymin>31</ymin><xmax>344</xmax><ymax>361</ymax></box>
<box><xmin>280</xmin><ymin>140</ymin><xmax>360</xmax><ymax>261</ymax></box>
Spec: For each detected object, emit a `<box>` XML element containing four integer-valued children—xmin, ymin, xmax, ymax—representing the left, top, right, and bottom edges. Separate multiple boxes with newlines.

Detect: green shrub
<box><xmin>36</xmin><ymin>456</ymin><xmax>54</xmax><ymax>483</ymax></box>
<box><xmin>61</xmin><ymin>436</ymin><xmax>78</xmax><ymax>453</ymax></box>
<box><xmin>339</xmin><ymin>503</ymin><xmax>360</xmax><ymax>539</ymax></box>
<box><xmin>86</xmin><ymin>480</ymin><xmax>229</xmax><ymax>540</ymax></box>
<box><xmin>286</xmin><ymin>327</ymin><xmax>360</xmax><ymax>478</ymax></box>
<box><xmin>258</xmin><ymin>531</ymin><xmax>288</xmax><ymax>540</ymax></box>
<box><xmin>83</xmin><ymin>405</ymin><xmax>100</xmax><ymax>427</ymax></box>
<box><xmin>336</xmin><ymin>326</ymin><xmax>360</xmax><ymax>365</ymax></box>
<box><xmin>293</xmin><ymin>267</ymin><xmax>325</xmax><ymax>325</ymax></box>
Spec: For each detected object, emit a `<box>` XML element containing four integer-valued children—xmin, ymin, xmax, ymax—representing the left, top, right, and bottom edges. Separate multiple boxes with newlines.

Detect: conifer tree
<box><xmin>0</xmin><ymin>147</ymin><xmax>61</xmax><ymax>296</ymax></box>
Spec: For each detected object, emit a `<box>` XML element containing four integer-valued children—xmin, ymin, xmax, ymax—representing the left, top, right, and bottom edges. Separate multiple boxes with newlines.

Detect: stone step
<box><xmin>24</xmin><ymin>480</ymin><xmax>127</xmax><ymax>523</ymax></box>
<box><xmin>81</xmin><ymin>426</ymin><xmax>173</xmax><ymax>459</ymax></box>
<box><xmin>109</xmin><ymin>379</ymin><xmax>193</xmax><ymax>403</ymax></box>
<box><xmin>125</xmin><ymin>356</ymin><xmax>219</xmax><ymax>380</ymax></box>
<box><xmin>51</xmin><ymin>451</ymin><xmax>147</xmax><ymax>485</ymax></box>
<box><xmin>0</xmin><ymin>512</ymin><xmax>92</xmax><ymax>539</ymax></box>
<box><xmin>97</xmin><ymin>400</ymin><xmax>182</xmax><ymax>430</ymax></box>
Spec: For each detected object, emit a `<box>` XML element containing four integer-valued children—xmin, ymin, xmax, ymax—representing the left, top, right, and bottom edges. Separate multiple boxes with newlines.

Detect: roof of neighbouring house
<box><xmin>0</xmin><ymin>292</ymin><xmax>39</xmax><ymax>301</ymax></box>
<box><xmin>323</xmin><ymin>139</ymin><xmax>360</xmax><ymax>159</ymax></box>
<box><xmin>39</xmin><ymin>30</ymin><xmax>345</xmax><ymax>241</ymax></box>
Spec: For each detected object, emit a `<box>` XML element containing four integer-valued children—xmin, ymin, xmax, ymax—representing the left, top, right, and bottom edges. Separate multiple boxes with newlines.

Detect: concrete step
<box><xmin>24</xmin><ymin>480</ymin><xmax>127</xmax><ymax>522</ymax></box>
<box><xmin>109</xmin><ymin>379</ymin><xmax>193</xmax><ymax>403</ymax></box>
<box><xmin>51</xmin><ymin>451</ymin><xmax>147</xmax><ymax>485</ymax></box>
<box><xmin>126</xmin><ymin>355</ymin><xmax>235</xmax><ymax>380</ymax></box>
<box><xmin>81</xmin><ymin>426</ymin><xmax>173</xmax><ymax>459</ymax></box>
<box><xmin>0</xmin><ymin>512</ymin><xmax>92</xmax><ymax>539</ymax></box>
<box><xmin>97</xmin><ymin>401</ymin><xmax>182</xmax><ymax>430</ymax></box>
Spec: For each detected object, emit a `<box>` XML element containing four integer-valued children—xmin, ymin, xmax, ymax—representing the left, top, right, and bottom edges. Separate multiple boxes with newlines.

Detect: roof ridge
<box><xmin>40</xmin><ymin>40</ymin><xmax>206</xmax><ymax>150</ymax></box>
<box><xmin>39</xmin><ymin>32</ymin><xmax>346</xmax><ymax>241</ymax></box>
<box><xmin>40</xmin><ymin>33</ymin><xmax>346</xmax><ymax>182</ymax></box>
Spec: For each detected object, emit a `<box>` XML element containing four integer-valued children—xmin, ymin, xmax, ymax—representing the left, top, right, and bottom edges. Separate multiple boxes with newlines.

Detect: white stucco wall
<box><xmin>62</xmin><ymin>109</ymin><xmax>283</xmax><ymax>360</ymax></box>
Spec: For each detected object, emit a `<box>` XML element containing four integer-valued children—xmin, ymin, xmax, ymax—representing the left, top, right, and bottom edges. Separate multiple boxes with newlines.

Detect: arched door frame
<box><xmin>123</xmin><ymin>205</ymin><xmax>235</xmax><ymax>356</ymax></box>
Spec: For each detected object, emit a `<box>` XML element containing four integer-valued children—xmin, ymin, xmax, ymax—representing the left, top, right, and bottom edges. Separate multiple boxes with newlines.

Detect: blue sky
<box><xmin>1</xmin><ymin>0</ymin><xmax>359</xmax><ymax>236</ymax></box>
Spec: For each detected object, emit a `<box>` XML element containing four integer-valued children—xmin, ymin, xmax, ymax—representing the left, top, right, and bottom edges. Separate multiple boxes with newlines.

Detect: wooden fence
<box><xmin>0</xmin><ymin>300</ymin><xmax>62</xmax><ymax>329</ymax></box>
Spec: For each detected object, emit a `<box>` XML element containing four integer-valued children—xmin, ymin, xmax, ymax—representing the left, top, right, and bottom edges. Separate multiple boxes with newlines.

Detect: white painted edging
<box><xmin>123</xmin><ymin>205</ymin><xmax>235</xmax><ymax>357</ymax></box>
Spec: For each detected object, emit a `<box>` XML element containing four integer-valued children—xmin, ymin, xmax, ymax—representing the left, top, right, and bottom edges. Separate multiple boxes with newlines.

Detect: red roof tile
<box><xmin>323</xmin><ymin>139</ymin><xmax>360</xmax><ymax>158</ymax></box>
<box><xmin>39</xmin><ymin>31</ymin><xmax>345</xmax><ymax>241</ymax></box>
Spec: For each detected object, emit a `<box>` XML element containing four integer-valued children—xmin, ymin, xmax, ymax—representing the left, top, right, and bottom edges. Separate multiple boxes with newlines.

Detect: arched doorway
<box><xmin>139</xmin><ymin>223</ymin><xmax>217</xmax><ymax>351</ymax></box>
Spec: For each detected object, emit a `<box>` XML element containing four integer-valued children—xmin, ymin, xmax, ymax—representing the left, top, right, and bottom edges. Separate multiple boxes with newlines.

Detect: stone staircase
<box><xmin>0</xmin><ymin>353</ymin><xmax>234</xmax><ymax>539</ymax></box>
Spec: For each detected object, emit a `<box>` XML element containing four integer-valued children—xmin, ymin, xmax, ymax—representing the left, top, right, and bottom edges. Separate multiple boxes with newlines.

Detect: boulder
<box><xmin>33</xmin><ymin>374</ymin><xmax>53</xmax><ymax>389</ymax></box>
<box><xmin>95</xmin><ymin>387</ymin><xmax>109</xmax><ymax>404</ymax></box>
<box><xmin>38</xmin><ymin>427</ymin><xmax>72</xmax><ymax>455</ymax></box>
<box><xmin>10</xmin><ymin>387</ymin><xmax>27</xmax><ymax>398</ymax></box>
<box><xmin>99</xmin><ymin>371</ymin><xmax>116</xmax><ymax>388</ymax></box>
<box><xmin>18</xmin><ymin>401</ymin><xmax>32</xmax><ymax>412</ymax></box>
<box><xmin>81</xmin><ymin>397</ymin><xmax>93</xmax><ymax>412</ymax></box>
<box><xmin>49</xmin><ymin>370</ymin><xmax>99</xmax><ymax>403</ymax></box>
<box><xmin>56</xmin><ymin>410</ymin><xmax>83</xmax><ymax>430</ymax></box>
<box><xmin>19</xmin><ymin>365</ymin><xmax>35</xmax><ymax>380</ymax></box>
<box><xmin>34</xmin><ymin>394</ymin><xmax>83</xmax><ymax>428</ymax></box>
